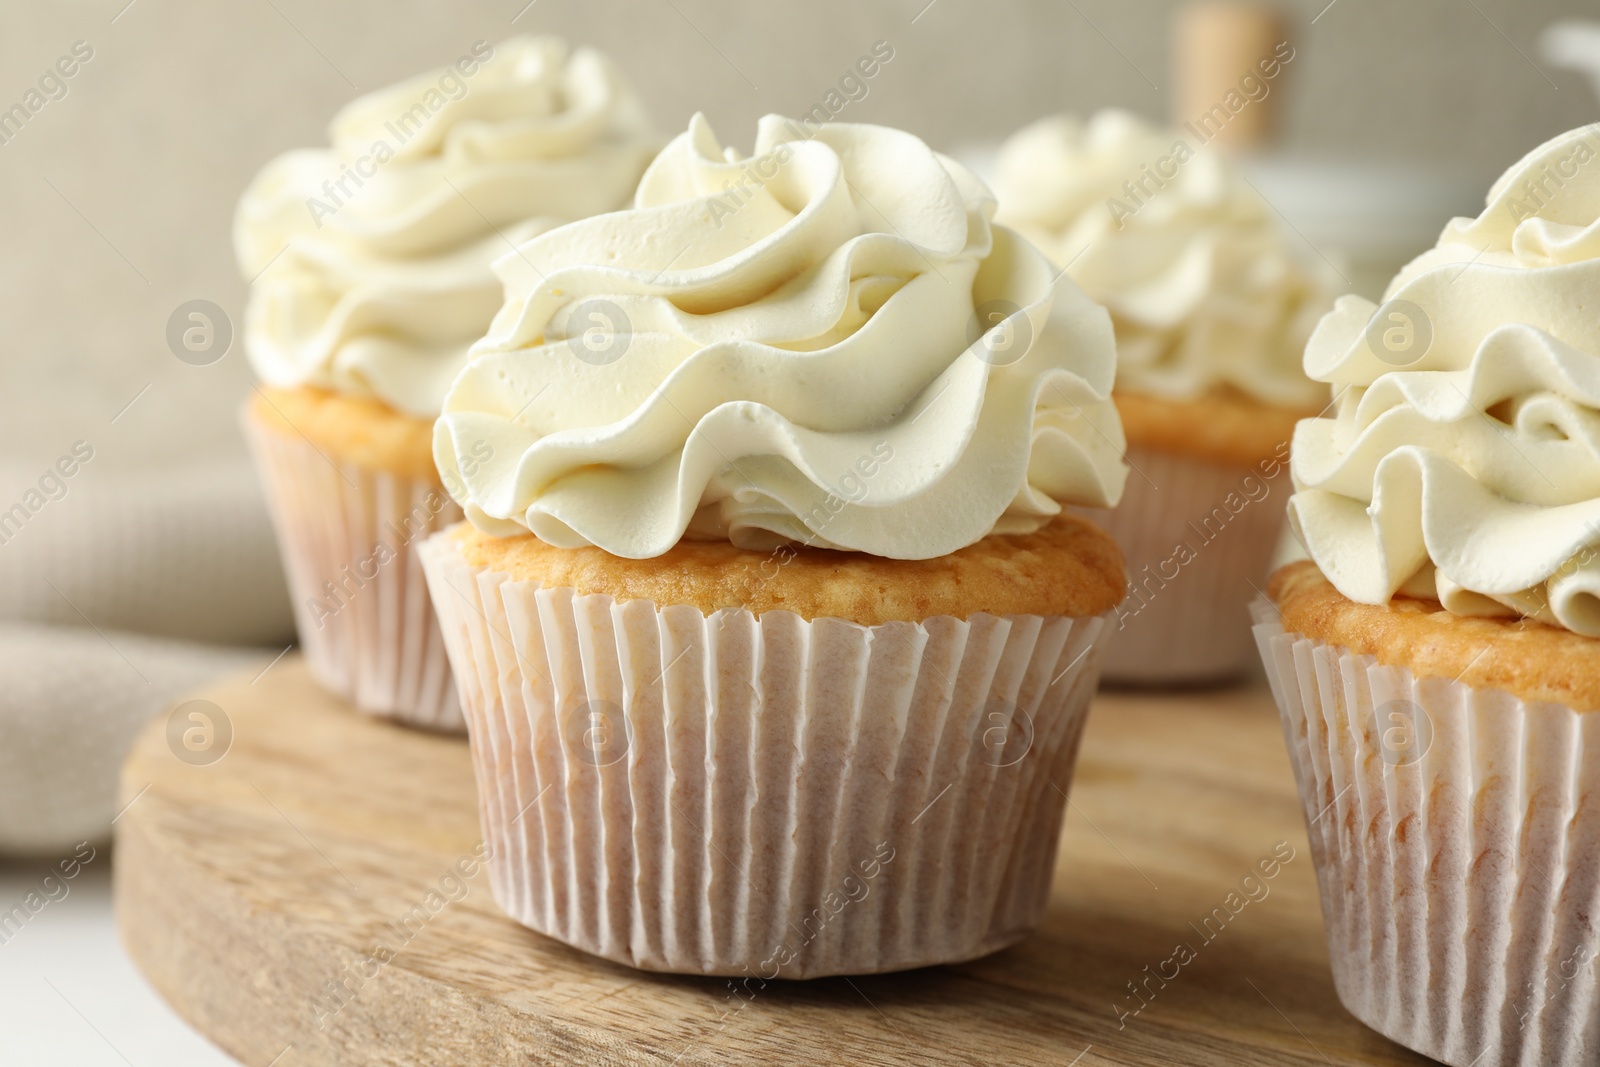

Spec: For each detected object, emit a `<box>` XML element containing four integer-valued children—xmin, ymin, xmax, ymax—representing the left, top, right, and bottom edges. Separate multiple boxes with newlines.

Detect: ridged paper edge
<box><xmin>1076</xmin><ymin>445</ymin><xmax>1290</xmax><ymax>683</ymax></box>
<box><xmin>420</xmin><ymin>528</ymin><xmax>1113</xmax><ymax>977</ymax></box>
<box><xmin>1253</xmin><ymin>603</ymin><xmax>1600</xmax><ymax>1067</ymax></box>
<box><xmin>243</xmin><ymin>405</ymin><xmax>464</xmax><ymax>732</ymax></box>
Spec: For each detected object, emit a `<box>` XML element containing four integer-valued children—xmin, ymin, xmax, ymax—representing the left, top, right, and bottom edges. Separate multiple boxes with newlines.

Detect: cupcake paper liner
<box><xmin>419</xmin><ymin>528</ymin><xmax>1113</xmax><ymax>978</ymax></box>
<box><xmin>243</xmin><ymin>404</ymin><xmax>464</xmax><ymax>732</ymax></box>
<box><xmin>1253</xmin><ymin>602</ymin><xmax>1600</xmax><ymax>1067</ymax></box>
<box><xmin>1074</xmin><ymin>445</ymin><xmax>1290</xmax><ymax>684</ymax></box>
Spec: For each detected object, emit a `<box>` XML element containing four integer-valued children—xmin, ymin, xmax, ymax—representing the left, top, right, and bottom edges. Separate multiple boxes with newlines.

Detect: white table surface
<box><xmin>0</xmin><ymin>856</ymin><xmax>241</xmax><ymax>1066</ymax></box>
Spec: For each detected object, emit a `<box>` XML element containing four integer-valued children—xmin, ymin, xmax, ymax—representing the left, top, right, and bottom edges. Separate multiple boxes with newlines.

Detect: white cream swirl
<box><xmin>1289</xmin><ymin>124</ymin><xmax>1600</xmax><ymax>635</ymax></box>
<box><xmin>235</xmin><ymin>36</ymin><xmax>658</xmax><ymax>417</ymax></box>
<box><xmin>994</xmin><ymin>110</ymin><xmax>1330</xmax><ymax>409</ymax></box>
<box><xmin>435</xmin><ymin>114</ymin><xmax>1128</xmax><ymax>560</ymax></box>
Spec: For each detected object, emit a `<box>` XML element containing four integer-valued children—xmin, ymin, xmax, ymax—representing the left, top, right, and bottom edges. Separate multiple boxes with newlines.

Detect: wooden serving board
<box><xmin>115</xmin><ymin>656</ymin><xmax>1432</xmax><ymax>1066</ymax></box>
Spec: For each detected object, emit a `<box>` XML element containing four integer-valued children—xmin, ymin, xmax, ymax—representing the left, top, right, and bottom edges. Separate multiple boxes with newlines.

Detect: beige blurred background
<box><xmin>0</xmin><ymin>0</ymin><xmax>1596</xmax><ymax>477</ymax></box>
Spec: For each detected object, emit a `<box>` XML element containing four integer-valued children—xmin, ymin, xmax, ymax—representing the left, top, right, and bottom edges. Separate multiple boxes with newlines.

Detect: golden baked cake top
<box><xmin>1270</xmin><ymin>561</ymin><xmax>1600</xmax><ymax>713</ymax></box>
<box><xmin>1115</xmin><ymin>388</ymin><xmax>1314</xmax><ymax>468</ymax></box>
<box><xmin>453</xmin><ymin>513</ymin><xmax>1126</xmax><ymax>626</ymax></box>
<box><xmin>250</xmin><ymin>385</ymin><xmax>437</xmax><ymax>482</ymax></box>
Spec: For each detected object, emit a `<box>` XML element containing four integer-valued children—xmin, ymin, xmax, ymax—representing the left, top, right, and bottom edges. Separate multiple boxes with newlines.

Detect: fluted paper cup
<box><xmin>243</xmin><ymin>404</ymin><xmax>463</xmax><ymax>732</ymax></box>
<box><xmin>420</xmin><ymin>528</ymin><xmax>1113</xmax><ymax>978</ymax></box>
<box><xmin>1074</xmin><ymin>445</ymin><xmax>1289</xmax><ymax>685</ymax></box>
<box><xmin>1254</xmin><ymin>603</ymin><xmax>1600</xmax><ymax>1067</ymax></box>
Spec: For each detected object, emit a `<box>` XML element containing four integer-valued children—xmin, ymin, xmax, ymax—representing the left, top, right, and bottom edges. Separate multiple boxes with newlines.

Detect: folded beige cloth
<box><xmin>0</xmin><ymin>461</ymin><xmax>293</xmax><ymax>645</ymax></box>
<box><xmin>0</xmin><ymin>623</ymin><xmax>263</xmax><ymax>853</ymax></box>
<box><xmin>0</xmin><ymin>461</ymin><xmax>294</xmax><ymax>854</ymax></box>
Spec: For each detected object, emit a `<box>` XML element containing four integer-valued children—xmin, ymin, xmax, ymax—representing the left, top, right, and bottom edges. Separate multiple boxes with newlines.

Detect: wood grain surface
<box><xmin>114</xmin><ymin>656</ymin><xmax>1432</xmax><ymax>1066</ymax></box>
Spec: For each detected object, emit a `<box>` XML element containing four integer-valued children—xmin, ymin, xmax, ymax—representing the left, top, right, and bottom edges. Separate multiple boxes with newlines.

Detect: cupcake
<box><xmin>994</xmin><ymin>110</ymin><xmax>1332</xmax><ymax>683</ymax></box>
<box><xmin>236</xmin><ymin>37</ymin><xmax>659</xmax><ymax>730</ymax></box>
<box><xmin>1256</xmin><ymin>124</ymin><xmax>1600</xmax><ymax>1066</ymax></box>
<box><xmin>420</xmin><ymin>114</ymin><xmax>1130</xmax><ymax>976</ymax></box>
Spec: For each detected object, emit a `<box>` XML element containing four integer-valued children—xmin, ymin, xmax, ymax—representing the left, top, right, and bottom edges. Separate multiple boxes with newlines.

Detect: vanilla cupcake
<box><xmin>237</xmin><ymin>37</ymin><xmax>658</xmax><ymax>730</ymax></box>
<box><xmin>1256</xmin><ymin>125</ymin><xmax>1600</xmax><ymax>1066</ymax></box>
<box><xmin>995</xmin><ymin>110</ymin><xmax>1332</xmax><ymax>683</ymax></box>
<box><xmin>420</xmin><ymin>114</ymin><xmax>1130</xmax><ymax>976</ymax></box>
